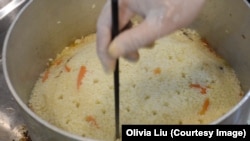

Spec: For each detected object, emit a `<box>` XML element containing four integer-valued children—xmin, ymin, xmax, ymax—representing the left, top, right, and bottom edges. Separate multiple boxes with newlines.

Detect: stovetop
<box><xmin>0</xmin><ymin>61</ymin><xmax>30</xmax><ymax>141</ymax></box>
<box><xmin>0</xmin><ymin>0</ymin><xmax>31</xmax><ymax>140</ymax></box>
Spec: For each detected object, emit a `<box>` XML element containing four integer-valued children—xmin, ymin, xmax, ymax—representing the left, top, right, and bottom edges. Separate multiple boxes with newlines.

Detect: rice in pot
<box><xmin>28</xmin><ymin>29</ymin><xmax>243</xmax><ymax>141</ymax></box>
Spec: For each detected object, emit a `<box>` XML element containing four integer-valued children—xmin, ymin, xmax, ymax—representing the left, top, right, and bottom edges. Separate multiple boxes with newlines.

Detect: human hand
<box><xmin>96</xmin><ymin>0</ymin><xmax>205</xmax><ymax>73</ymax></box>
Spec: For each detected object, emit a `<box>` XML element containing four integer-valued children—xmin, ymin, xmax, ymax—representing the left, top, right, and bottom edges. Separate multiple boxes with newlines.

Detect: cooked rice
<box><xmin>29</xmin><ymin>29</ymin><xmax>243</xmax><ymax>141</ymax></box>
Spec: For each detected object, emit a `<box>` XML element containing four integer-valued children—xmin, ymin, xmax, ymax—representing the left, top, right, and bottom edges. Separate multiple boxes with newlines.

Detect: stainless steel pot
<box><xmin>2</xmin><ymin>0</ymin><xmax>250</xmax><ymax>140</ymax></box>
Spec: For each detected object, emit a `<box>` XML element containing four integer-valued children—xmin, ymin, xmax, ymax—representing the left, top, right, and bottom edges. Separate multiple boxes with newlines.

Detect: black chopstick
<box><xmin>111</xmin><ymin>0</ymin><xmax>120</xmax><ymax>140</ymax></box>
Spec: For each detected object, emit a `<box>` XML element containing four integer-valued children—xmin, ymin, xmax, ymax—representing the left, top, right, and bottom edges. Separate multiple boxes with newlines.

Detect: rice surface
<box><xmin>29</xmin><ymin>29</ymin><xmax>243</xmax><ymax>141</ymax></box>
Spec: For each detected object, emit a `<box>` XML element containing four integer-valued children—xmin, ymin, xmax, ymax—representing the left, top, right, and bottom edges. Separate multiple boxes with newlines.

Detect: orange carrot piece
<box><xmin>42</xmin><ymin>70</ymin><xmax>50</xmax><ymax>82</ymax></box>
<box><xmin>189</xmin><ymin>83</ymin><xmax>207</xmax><ymax>94</ymax></box>
<box><xmin>153</xmin><ymin>67</ymin><xmax>161</xmax><ymax>75</ymax></box>
<box><xmin>65</xmin><ymin>65</ymin><xmax>71</xmax><ymax>72</ymax></box>
<box><xmin>85</xmin><ymin>115</ymin><xmax>99</xmax><ymax>128</ymax></box>
<box><xmin>200</xmin><ymin>87</ymin><xmax>206</xmax><ymax>94</ymax></box>
<box><xmin>77</xmin><ymin>66</ymin><xmax>86</xmax><ymax>90</ymax></box>
<box><xmin>190</xmin><ymin>83</ymin><xmax>201</xmax><ymax>88</ymax></box>
<box><xmin>53</xmin><ymin>59</ymin><xmax>62</xmax><ymax>66</ymax></box>
<box><xmin>199</xmin><ymin>98</ymin><xmax>210</xmax><ymax>115</ymax></box>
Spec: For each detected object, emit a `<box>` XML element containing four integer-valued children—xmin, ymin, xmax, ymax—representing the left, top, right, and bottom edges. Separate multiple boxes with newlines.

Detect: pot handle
<box><xmin>0</xmin><ymin>0</ymin><xmax>27</xmax><ymax>20</ymax></box>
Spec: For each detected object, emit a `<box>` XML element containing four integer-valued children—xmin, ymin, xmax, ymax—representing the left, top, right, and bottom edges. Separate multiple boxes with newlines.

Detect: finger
<box><xmin>108</xmin><ymin>19</ymin><xmax>171</xmax><ymax>59</ymax></box>
<box><xmin>96</xmin><ymin>1</ymin><xmax>134</xmax><ymax>73</ymax></box>
<box><xmin>120</xmin><ymin>21</ymin><xmax>140</xmax><ymax>62</ymax></box>
<box><xmin>96</xmin><ymin>3</ymin><xmax>115</xmax><ymax>73</ymax></box>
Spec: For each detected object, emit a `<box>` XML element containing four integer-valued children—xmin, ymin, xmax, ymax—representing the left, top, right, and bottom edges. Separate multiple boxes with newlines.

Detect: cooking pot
<box><xmin>2</xmin><ymin>0</ymin><xmax>250</xmax><ymax>140</ymax></box>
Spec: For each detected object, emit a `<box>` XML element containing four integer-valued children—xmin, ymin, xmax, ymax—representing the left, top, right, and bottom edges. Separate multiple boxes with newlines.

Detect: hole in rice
<box><xmin>144</xmin><ymin>95</ymin><xmax>150</xmax><ymax>100</ymax></box>
<box><xmin>93</xmin><ymin>79</ymin><xmax>99</xmax><ymax>84</ymax></box>
<box><xmin>95</xmin><ymin>100</ymin><xmax>101</xmax><ymax>104</ymax></box>
<box><xmin>198</xmin><ymin>119</ymin><xmax>204</xmax><ymax>124</ymax></box>
<box><xmin>163</xmin><ymin>102</ymin><xmax>169</xmax><ymax>107</ymax></box>
<box><xmin>219</xmin><ymin>66</ymin><xmax>224</xmax><ymax>71</ymax></box>
<box><xmin>109</xmin><ymin>85</ymin><xmax>114</xmax><ymax>90</ymax></box>
<box><xmin>126</xmin><ymin>107</ymin><xmax>130</xmax><ymax>112</ymax></box>
<box><xmin>66</xmin><ymin>119</ymin><xmax>70</xmax><ymax>124</ymax></box>
<box><xmin>178</xmin><ymin>120</ymin><xmax>183</xmax><ymax>125</ymax></box>
<box><xmin>101</xmin><ymin>109</ymin><xmax>106</xmax><ymax>114</ymax></box>
<box><xmin>58</xmin><ymin>95</ymin><xmax>64</xmax><ymax>100</ymax></box>
<box><xmin>75</xmin><ymin>102</ymin><xmax>80</xmax><ymax>108</ymax></box>
<box><xmin>181</xmin><ymin>73</ymin><xmax>186</xmax><ymax>78</ymax></box>
<box><xmin>72</xmin><ymin>100</ymin><xmax>80</xmax><ymax>108</ymax></box>
<box><xmin>152</xmin><ymin>111</ymin><xmax>157</xmax><ymax>116</ymax></box>
<box><xmin>158</xmin><ymin>77</ymin><xmax>164</xmax><ymax>82</ymax></box>
<box><xmin>132</xmin><ymin>84</ymin><xmax>136</xmax><ymax>88</ymax></box>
